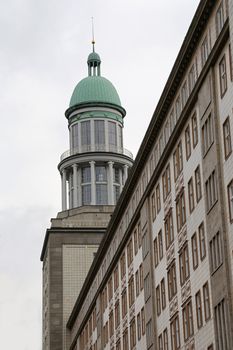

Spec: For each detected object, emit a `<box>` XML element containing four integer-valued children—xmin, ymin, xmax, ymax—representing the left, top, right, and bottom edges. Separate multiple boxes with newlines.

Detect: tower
<box><xmin>41</xmin><ymin>47</ymin><xmax>133</xmax><ymax>350</ymax></box>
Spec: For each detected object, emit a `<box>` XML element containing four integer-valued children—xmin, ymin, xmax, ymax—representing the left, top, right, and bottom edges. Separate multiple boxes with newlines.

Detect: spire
<box><xmin>88</xmin><ymin>17</ymin><xmax>101</xmax><ymax>77</ymax></box>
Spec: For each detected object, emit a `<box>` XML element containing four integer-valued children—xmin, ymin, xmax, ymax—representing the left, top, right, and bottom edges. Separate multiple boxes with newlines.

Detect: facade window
<box><xmin>82</xmin><ymin>184</ymin><xmax>91</xmax><ymax>205</ymax></box>
<box><xmin>195</xmin><ymin>290</ymin><xmax>203</xmax><ymax>329</ymax></box>
<box><xmin>202</xmin><ymin>113</ymin><xmax>214</xmax><ymax>156</ymax></box>
<box><xmin>144</xmin><ymin>273</ymin><xmax>151</xmax><ymax>302</ymax></box>
<box><xmin>128</xmin><ymin>276</ymin><xmax>135</xmax><ymax>307</ymax></box>
<box><xmin>154</xmin><ymin>237</ymin><xmax>159</xmax><ymax>267</ymax></box>
<box><xmin>158</xmin><ymin>230</ymin><xmax>163</xmax><ymax>260</ymax></box>
<box><xmin>135</xmin><ymin>270</ymin><xmax>140</xmax><ymax>297</ymax></box>
<box><xmin>210</xmin><ymin>231</ymin><xmax>223</xmax><ymax>273</ymax></box>
<box><xmin>216</xmin><ymin>2</ymin><xmax>224</xmax><ymax>36</ymax></box>
<box><xmin>205</xmin><ymin>170</ymin><xmax>218</xmax><ymax>212</ymax></box>
<box><xmin>123</xmin><ymin>329</ymin><xmax>129</xmax><ymax>350</ymax></box>
<box><xmin>199</xmin><ymin>222</ymin><xmax>206</xmax><ymax>260</ymax></box>
<box><xmin>229</xmin><ymin>44</ymin><xmax>233</xmax><ymax>81</ymax></box>
<box><xmin>120</xmin><ymin>253</ymin><xmax>126</xmax><ymax>279</ymax></box>
<box><xmin>192</xmin><ymin>112</ymin><xmax>198</xmax><ymax>148</ymax></box>
<box><xmin>203</xmin><ymin>282</ymin><xmax>211</xmax><ymax>321</ymax></box>
<box><xmin>182</xmin><ymin>301</ymin><xmax>194</xmax><ymax>341</ymax></box>
<box><xmin>176</xmin><ymin>191</ymin><xmax>186</xmax><ymax>232</ymax></box>
<box><xmin>118</xmin><ymin>125</ymin><xmax>123</xmax><ymax>148</ymax></box>
<box><xmin>170</xmin><ymin>109</ymin><xmax>175</xmax><ymax>133</ymax></box>
<box><xmin>138</xmin><ymin>222</ymin><xmax>142</xmax><ymax>248</ymax></box>
<box><xmin>188</xmin><ymin>64</ymin><xmax>196</xmax><ymax>92</ymax></box>
<box><xmin>156</xmin><ymin>285</ymin><xmax>161</xmax><ymax>316</ymax></box>
<box><xmin>108</xmin><ymin>277</ymin><xmax>113</xmax><ymax>302</ymax></box>
<box><xmin>164</xmin><ymin>210</ymin><xmax>174</xmax><ymax>249</ymax></box>
<box><xmin>179</xmin><ymin>244</ymin><xmax>190</xmax><ymax>286</ymax></box>
<box><xmin>146</xmin><ymin>319</ymin><xmax>153</xmax><ymax>348</ymax></box>
<box><xmin>122</xmin><ymin>289</ymin><xmax>127</xmax><ymax>318</ymax></box>
<box><xmin>228</xmin><ymin>180</ymin><xmax>233</xmax><ymax>222</ymax></box>
<box><xmin>114</xmin><ymin>185</ymin><xmax>120</xmax><ymax>204</ymax></box>
<box><xmin>115</xmin><ymin>301</ymin><xmax>120</xmax><ymax>329</ymax></box>
<box><xmin>114</xmin><ymin>265</ymin><xmax>119</xmax><ymax>291</ymax></box>
<box><xmin>195</xmin><ymin>165</ymin><xmax>202</xmax><ymax>203</ymax></box>
<box><xmin>214</xmin><ymin>299</ymin><xmax>229</xmax><ymax>350</ymax></box>
<box><xmin>170</xmin><ymin>314</ymin><xmax>180</xmax><ymax>350</ymax></box>
<box><xmin>71</xmin><ymin>123</ymin><xmax>79</xmax><ymax>149</ymax></box>
<box><xmin>127</xmin><ymin>238</ymin><xmax>133</xmax><ymax>267</ymax></box>
<box><xmin>151</xmin><ymin>192</ymin><xmax>156</xmax><ymax>221</ymax></box>
<box><xmin>137</xmin><ymin>312</ymin><xmax>141</xmax><ymax>341</ymax></box>
<box><xmin>173</xmin><ymin>141</ymin><xmax>183</xmax><ymax>180</ymax></box>
<box><xmin>175</xmin><ymin>95</ymin><xmax>181</xmax><ymax>120</ymax></box>
<box><xmin>94</xmin><ymin>120</ymin><xmax>105</xmax><ymax>146</ymax></box>
<box><xmin>191</xmin><ymin>232</ymin><xmax>199</xmax><ymax>270</ymax></box>
<box><xmin>108</xmin><ymin>121</ymin><xmax>117</xmax><ymax>147</ymax></box>
<box><xmin>181</xmin><ymin>81</ymin><xmax>188</xmax><ymax>107</ymax></box>
<box><xmin>223</xmin><ymin>117</ymin><xmax>232</xmax><ymax>159</ymax></box>
<box><xmin>109</xmin><ymin>311</ymin><xmax>114</xmax><ymax>338</ymax></box>
<box><xmin>82</xmin><ymin>166</ymin><xmax>91</xmax><ymax>183</ymax></box>
<box><xmin>167</xmin><ymin>262</ymin><xmax>177</xmax><ymax>301</ymax></box>
<box><xmin>156</xmin><ymin>183</ymin><xmax>161</xmax><ymax>213</ymax></box>
<box><xmin>185</xmin><ymin>124</ymin><xmax>191</xmax><ymax>160</ymax></box>
<box><xmin>96</xmin><ymin>184</ymin><xmax>108</xmax><ymax>204</ymax></box>
<box><xmin>161</xmin><ymin>278</ymin><xmax>166</xmax><ymax>310</ymax></box>
<box><xmin>201</xmin><ymin>35</ymin><xmax>209</xmax><ymax>67</ymax></box>
<box><xmin>139</xmin><ymin>264</ymin><xmax>144</xmax><ymax>291</ymax></box>
<box><xmin>163</xmin><ymin>328</ymin><xmax>168</xmax><ymax>350</ymax></box>
<box><xmin>116</xmin><ymin>341</ymin><xmax>121</xmax><ymax>350</ymax></box>
<box><xmin>141</xmin><ymin>307</ymin><xmax>145</xmax><ymax>335</ymax></box>
<box><xmin>158</xmin><ymin>334</ymin><xmax>163</xmax><ymax>350</ymax></box>
<box><xmin>164</xmin><ymin>119</ymin><xmax>170</xmax><ymax>144</ymax></box>
<box><xmin>96</xmin><ymin>166</ymin><xmax>107</xmax><ymax>182</ymax></box>
<box><xmin>162</xmin><ymin>163</ymin><xmax>171</xmax><ymax>201</ymax></box>
<box><xmin>219</xmin><ymin>55</ymin><xmax>227</xmax><ymax>97</ymax></box>
<box><xmin>188</xmin><ymin>177</ymin><xmax>195</xmax><ymax>213</ymax></box>
<box><xmin>134</xmin><ymin>228</ymin><xmax>138</xmax><ymax>256</ymax></box>
<box><xmin>130</xmin><ymin>318</ymin><xmax>136</xmax><ymax>349</ymax></box>
<box><xmin>142</xmin><ymin>231</ymin><xmax>149</xmax><ymax>259</ymax></box>
<box><xmin>81</xmin><ymin>120</ymin><xmax>91</xmax><ymax>146</ymax></box>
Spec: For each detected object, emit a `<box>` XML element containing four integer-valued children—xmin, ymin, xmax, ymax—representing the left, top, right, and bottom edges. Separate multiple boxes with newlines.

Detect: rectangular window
<box><xmin>210</xmin><ymin>231</ymin><xmax>223</xmax><ymax>273</ymax></box>
<box><xmin>188</xmin><ymin>64</ymin><xmax>196</xmax><ymax>92</ymax></box>
<box><xmin>192</xmin><ymin>112</ymin><xmax>198</xmax><ymax>148</ymax></box>
<box><xmin>115</xmin><ymin>301</ymin><xmax>120</xmax><ymax>329</ymax></box>
<box><xmin>135</xmin><ymin>270</ymin><xmax>140</xmax><ymax>297</ymax></box>
<box><xmin>175</xmin><ymin>95</ymin><xmax>181</xmax><ymax>120</ymax></box>
<box><xmin>214</xmin><ymin>299</ymin><xmax>229</xmax><ymax>350</ymax></box>
<box><xmin>151</xmin><ymin>192</ymin><xmax>156</xmax><ymax>221</ymax></box>
<box><xmin>108</xmin><ymin>121</ymin><xmax>117</xmax><ymax>146</ymax></box>
<box><xmin>94</xmin><ymin>120</ymin><xmax>105</xmax><ymax>146</ymax></box>
<box><xmin>199</xmin><ymin>222</ymin><xmax>206</xmax><ymax>261</ymax></box>
<box><xmin>154</xmin><ymin>237</ymin><xmax>159</xmax><ymax>267</ymax></box>
<box><xmin>201</xmin><ymin>35</ymin><xmax>209</xmax><ymax>67</ymax></box>
<box><xmin>188</xmin><ymin>177</ymin><xmax>195</xmax><ymax>213</ymax></box>
<box><xmin>173</xmin><ymin>141</ymin><xmax>183</xmax><ymax>181</ymax></box>
<box><xmin>128</xmin><ymin>276</ymin><xmax>135</xmax><ymax>307</ymax></box>
<box><xmin>182</xmin><ymin>301</ymin><xmax>194</xmax><ymax>341</ymax></box>
<box><xmin>195</xmin><ymin>290</ymin><xmax>203</xmax><ymax>329</ymax></box>
<box><xmin>139</xmin><ymin>264</ymin><xmax>144</xmax><ymax>291</ymax></box>
<box><xmin>176</xmin><ymin>191</ymin><xmax>186</xmax><ymax>232</ymax></box>
<box><xmin>146</xmin><ymin>319</ymin><xmax>153</xmax><ymax>348</ymax></box>
<box><xmin>141</xmin><ymin>307</ymin><xmax>145</xmax><ymax>335</ymax></box>
<box><xmin>179</xmin><ymin>244</ymin><xmax>190</xmax><ymax>286</ymax></box>
<box><xmin>123</xmin><ymin>329</ymin><xmax>129</xmax><ymax>350</ymax></box>
<box><xmin>122</xmin><ymin>289</ymin><xmax>127</xmax><ymax>318</ymax></box>
<box><xmin>195</xmin><ymin>165</ymin><xmax>202</xmax><ymax>203</ymax></box>
<box><xmin>138</xmin><ymin>222</ymin><xmax>142</xmax><ymax>248</ymax></box>
<box><xmin>167</xmin><ymin>262</ymin><xmax>177</xmax><ymax>301</ymax></box>
<box><xmin>223</xmin><ymin>117</ymin><xmax>232</xmax><ymax>159</ymax></box>
<box><xmin>144</xmin><ymin>273</ymin><xmax>151</xmax><ymax>302</ymax></box>
<box><xmin>137</xmin><ymin>312</ymin><xmax>141</xmax><ymax>341</ymax></box>
<box><xmin>161</xmin><ymin>278</ymin><xmax>166</xmax><ymax>310</ymax></box>
<box><xmin>134</xmin><ymin>228</ymin><xmax>138</xmax><ymax>255</ymax></box>
<box><xmin>108</xmin><ymin>277</ymin><xmax>113</xmax><ymax>302</ymax></box>
<box><xmin>127</xmin><ymin>238</ymin><xmax>133</xmax><ymax>267</ymax></box>
<box><xmin>229</xmin><ymin>44</ymin><xmax>233</xmax><ymax>81</ymax></box>
<box><xmin>205</xmin><ymin>170</ymin><xmax>218</xmax><ymax>212</ymax></box>
<box><xmin>120</xmin><ymin>253</ymin><xmax>126</xmax><ymax>279</ymax></box>
<box><xmin>158</xmin><ymin>334</ymin><xmax>163</xmax><ymax>350</ymax></box>
<box><xmin>130</xmin><ymin>318</ymin><xmax>136</xmax><ymax>349</ymax></box>
<box><xmin>164</xmin><ymin>210</ymin><xmax>174</xmax><ymax>249</ymax></box>
<box><xmin>163</xmin><ymin>328</ymin><xmax>168</xmax><ymax>350</ymax></box>
<box><xmin>203</xmin><ymin>282</ymin><xmax>211</xmax><ymax>321</ymax></box>
<box><xmin>219</xmin><ymin>55</ymin><xmax>227</xmax><ymax>97</ymax></box>
<box><xmin>216</xmin><ymin>2</ymin><xmax>224</xmax><ymax>36</ymax></box>
<box><xmin>181</xmin><ymin>81</ymin><xmax>188</xmax><ymax>107</ymax></box>
<box><xmin>114</xmin><ymin>265</ymin><xmax>119</xmax><ymax>291</ymax></box>
<box><xmin>191</xmin><ymin>232</ymin><xmax>199</xmax><ymax>270</ymax></box>
<box><xmin>81</xmin><ymin>120</ymin><xmax>91</xmax><ymax>146</ymax></box>
<box><xmin>158</xmin><ymin>230</ymin><xmax>163</xmax><ymax>260</ymax></box>
<box><xmin>109</xmin><ymin>311</ymin><xmax>114</xmax><ymax>337</ymax></box>
<box><xmin>164</xmin><ymin>119</ymin><xmax>170</xmax><ymax>144</ymax></box>
<box><xmin>156</xmin><ymin>285</ymin><xmax>161</xmax><ymax>316</ymax></box>
<box><xmin>170</xmin><ymin>314</ymin><xmax>180</xmax><ymax>350</ymax></box>
<box><xmin>162</xmin><ymin>163</ymin><xmax>171</xmax><ymax>201</ymax></box>
<box><xmin>202</xmin><ymin>113</ymin><xmax>214</xmax><ymax>156</ymax></box>
<box><xmin>156</xmin><ymin>183</ymin><xmax>161</xmax><ymax>213</ymax></box>
<box><xmin>142</xmin><ymin>231</ymin><xmax>149</xmax><ymax>259</ymax></box>
<box><xmin>228</xmin><ymin>180</ymin><xmax>233</xmax><ymax>222</ymax></box>
<box><xmin>185</xmin><ymin>124</ymin><xmax>191</xmax><ymax>160</ymax></box>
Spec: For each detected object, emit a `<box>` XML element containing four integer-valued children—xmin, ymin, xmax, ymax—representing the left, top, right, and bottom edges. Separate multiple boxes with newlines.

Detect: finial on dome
<box><xmin>91</xmin><ymin>17</ymin><xmax>95</xmax><ymax>52</ymax></box>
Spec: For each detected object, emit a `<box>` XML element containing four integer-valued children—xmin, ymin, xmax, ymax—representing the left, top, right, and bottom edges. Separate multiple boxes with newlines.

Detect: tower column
<box><xmin>73</xmin><ymin>164</ymin><xmax>78</xmax><ymax>208</ymax></box>
<box><xmin>61</xmin><ymin>169</ymin><xmax>67</xmax><ymax>211</ymax></box>
<box><xmin>123</xmin><ymin>164</ymin><xmax>129</xmax><ymax>184</ymax></box>
<box><xmin>77</xmin><ymin>166</ymin><xmax>82</xmax><ymax>206</ymax></box>
<box><xmin>108</xmin><ymin>161</ymin><xmax>114</xmax><ymax>205</ymax></box>
<box><xmin>90</xmin><ymin>161</ymin><xmax>96</xmax><ymax>205</ymax></box>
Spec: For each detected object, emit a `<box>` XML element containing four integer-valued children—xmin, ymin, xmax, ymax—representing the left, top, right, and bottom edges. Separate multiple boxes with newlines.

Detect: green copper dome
<box><xmin>87</xmin><ymin>52</ymin><xmax>101</xmax><ymax>62</ymax></box>
<box><xmin>69</xmin><ymin>76</ymin><xmax>122</xmax><ymax>107</ymax></box>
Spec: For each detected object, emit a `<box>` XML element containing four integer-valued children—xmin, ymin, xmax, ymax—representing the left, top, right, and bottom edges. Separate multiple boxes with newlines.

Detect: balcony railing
<box><xmin>60</xmin><ymin>144</ymin><xmax>133</xmax><ymax>161</ymax></box>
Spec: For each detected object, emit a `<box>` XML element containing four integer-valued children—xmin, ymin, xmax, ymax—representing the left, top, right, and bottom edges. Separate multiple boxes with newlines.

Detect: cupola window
<box><xmin>81</xmin><ymin>121</ymin><xmax>91</xmax><ymax>148</ymax></box>
<box><xmin>94</xmin><ymin>120</ymin><xmax>105</xmax><ymax>148</ymax></box>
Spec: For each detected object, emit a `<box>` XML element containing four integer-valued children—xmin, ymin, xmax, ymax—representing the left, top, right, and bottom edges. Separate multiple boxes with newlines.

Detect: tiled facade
<box><xmin>65</xmin><ymin>1</ymin><xmax>233</xmax><ymax>350</ymax></box>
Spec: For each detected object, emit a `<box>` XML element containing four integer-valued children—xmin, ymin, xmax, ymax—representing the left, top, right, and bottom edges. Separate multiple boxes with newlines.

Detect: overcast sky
<box><xmin>0</xmin><ymin>1</ymin><xmax>200</xmax><ymax>348</ymax></box>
